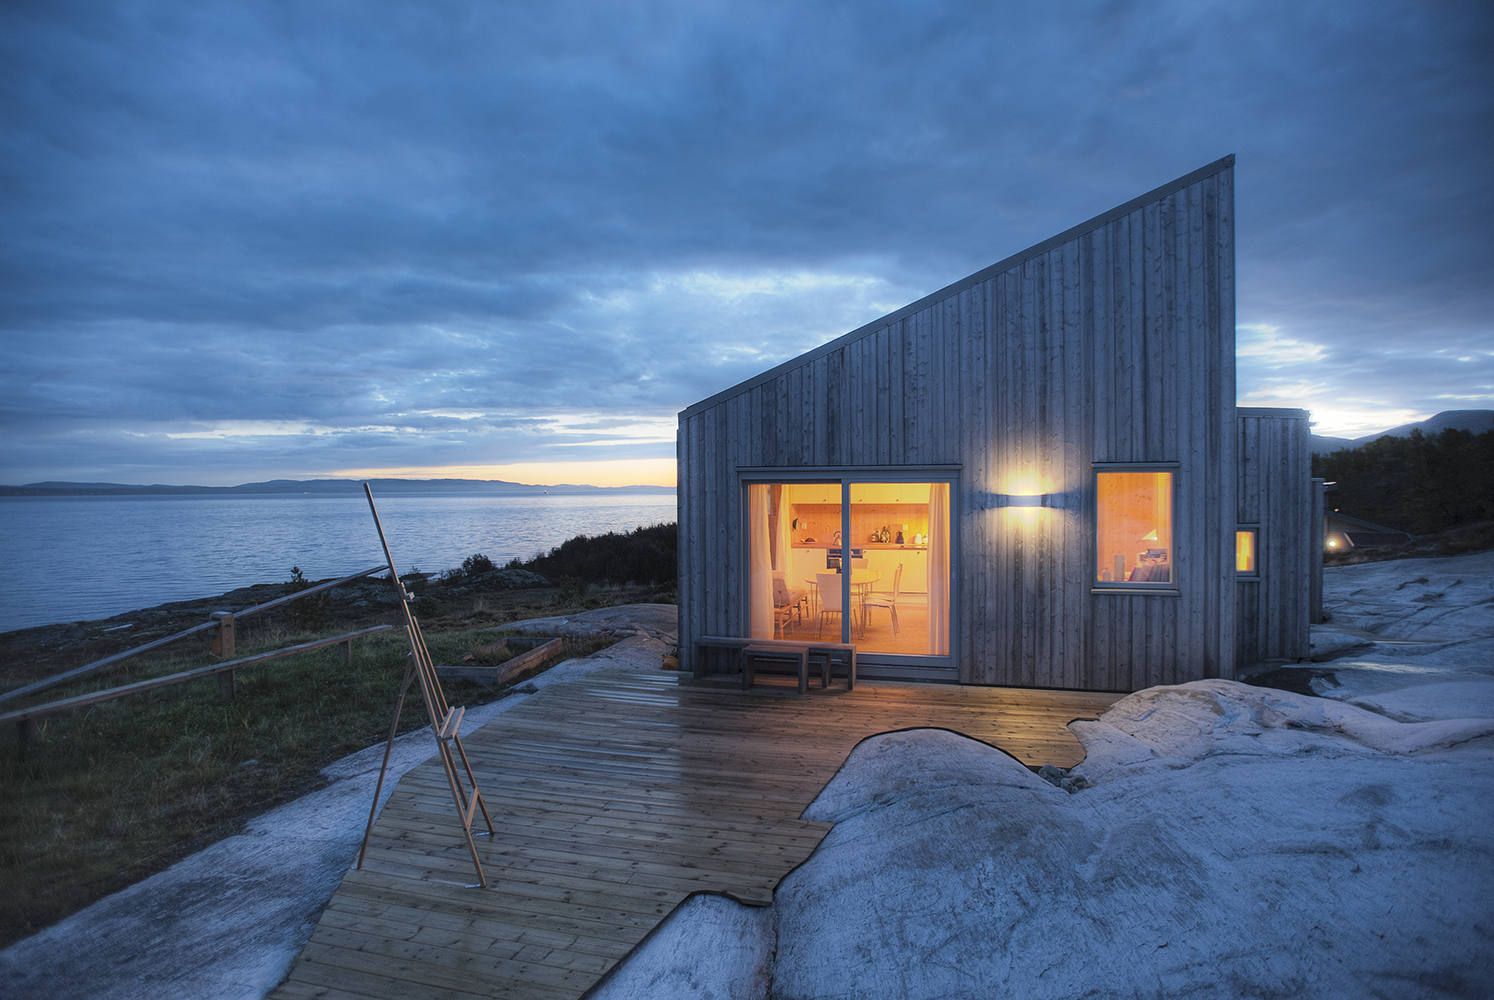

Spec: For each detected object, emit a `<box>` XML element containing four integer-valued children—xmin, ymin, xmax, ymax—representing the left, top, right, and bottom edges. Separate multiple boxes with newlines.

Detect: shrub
<box><xmin>557</xmin><ymin>576</ymin><xmax>589</xmax><ymax>605</ymax></box>
<box><xmin>283</xmin><ymin>566</ymin><xmax>327</xmax><ymax>626</ymax></box>
<box><xmin>523</xmin><ymin>522</ymin><xmax>677</xmax><ymax>586</ymax></box>
<box><xmin>461</xmin><ymin>553</ymin><xmax>496</xmax><ymax>577</ymax></box>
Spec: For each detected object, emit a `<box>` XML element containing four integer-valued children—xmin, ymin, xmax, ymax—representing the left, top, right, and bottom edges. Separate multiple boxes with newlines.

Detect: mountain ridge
<box><xmin>1310</xmin><ymin>409</ymin><xmax>1492</xmax><ymax>455</ymax></box>
<box><xmin>0</xmin><ymin>477</ymin><xmax>675</xmax><ymax>497</ymax></box>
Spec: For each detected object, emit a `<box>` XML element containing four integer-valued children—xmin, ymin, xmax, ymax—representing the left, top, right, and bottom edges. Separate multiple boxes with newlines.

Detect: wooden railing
<box><xmin>0</xmin><ymin>564</ymin><xmax>397</xmax><ymax>748</ymax></box>
<box><xmin>1</xmin><ymin>625</ymin><xmax>395</xmax><ymax>746</ymax></box>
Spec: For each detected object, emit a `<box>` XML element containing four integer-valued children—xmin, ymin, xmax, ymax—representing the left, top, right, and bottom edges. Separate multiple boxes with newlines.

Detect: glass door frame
<box><xmin>737</xmin><ymin>465</ymin><xmax>960</xmax><ymax>671</ymax></box>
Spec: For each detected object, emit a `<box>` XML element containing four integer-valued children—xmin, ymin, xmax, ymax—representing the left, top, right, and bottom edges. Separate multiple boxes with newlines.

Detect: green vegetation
<box><xmin>0</xmin><ymin>523</ymin><xmax>685</xmax><ymax>947</ymax></box>
<box><xmin>461</xmin><ymin>553</ymin><xmax>496</xmax><ymax>577</ymax></box>
<box><xmin>517</xmin><ymin>521</ymin><xmax>676</xmax><ymax>585</ymax></box>
<box><xmin>0</xmin><ymin>574</ymin><xmax>646</xmax><ymax>948</ymax></box>
<box><xmin>283</xmin><ymin>565</ymin><xmax>328</xmax><ymax>627</ymax></box>
<box><xmin>1314</xmin><ymin>428</ymin><xmax>1494</xmax><ymax>535</ymax></box>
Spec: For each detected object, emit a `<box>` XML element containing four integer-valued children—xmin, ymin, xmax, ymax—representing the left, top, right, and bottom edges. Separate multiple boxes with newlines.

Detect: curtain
<box><xmin>749</xmin><ymin>484</ymin><xmax>773</xmax><ymax>639</ymax></box>
<box><xmin>927</xmin><ymin>482</ymin><xmax>950</xmax><ymax>655</ymax></box>
<box><xmin>772</xmin><ymin>485</ymin><xmax>792</xmax><ymax>572</ymax></box>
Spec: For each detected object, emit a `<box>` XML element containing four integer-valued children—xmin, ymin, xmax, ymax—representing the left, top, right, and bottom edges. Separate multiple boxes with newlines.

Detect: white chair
<box><xmin>772</xmin><ymin>570</ymin><xmax>807</xmax><ymax>636</ymax></box>
<box><xmin>815</xmin><ymin>572</ymin><xmax>846</xmax><ymax>639</ymax></box>
<box><xmin>862</xmin><ymin>564</ymin><xmax>903</xmax><ymax>636</ymax></box>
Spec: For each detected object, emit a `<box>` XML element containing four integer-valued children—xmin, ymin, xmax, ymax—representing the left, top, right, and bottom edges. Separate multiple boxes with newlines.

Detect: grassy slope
<box><xmin>0</xmin><ymin>577</ymin><xmax>673</xmax><ymax>948</ymax></box>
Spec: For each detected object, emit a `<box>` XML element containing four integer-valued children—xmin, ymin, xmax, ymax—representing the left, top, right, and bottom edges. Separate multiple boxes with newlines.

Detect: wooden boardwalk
<box><xmin>271</xmin><ymin>669</ymin><xmax>1120</xmax><ymax>1000</ymax></box>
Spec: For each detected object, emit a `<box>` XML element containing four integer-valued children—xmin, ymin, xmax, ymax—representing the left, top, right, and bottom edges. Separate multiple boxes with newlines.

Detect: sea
<box><xmin>0</xmin><ymin>491</ymin><xmax>677</xmax><ymax>634</ymax></box>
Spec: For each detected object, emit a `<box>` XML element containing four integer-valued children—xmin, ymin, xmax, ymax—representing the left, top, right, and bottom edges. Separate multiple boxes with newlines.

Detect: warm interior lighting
<box><xmin>1236</xmin><ymin>530</ymin><xmax>1257</xmax><ymax>574</ymax></box>
<box><xmin>753</xmin><ymin>481</ymin><xmax>951</xmax><ymax>656</ymax></box>
<box><xmin>1096</xmin><ymin>471</ymin><xmax>1173</xmax><ymax>584</ymax></box>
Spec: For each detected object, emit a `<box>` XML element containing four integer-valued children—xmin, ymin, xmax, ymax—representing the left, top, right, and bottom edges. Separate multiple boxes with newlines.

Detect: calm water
<box><xmin>0</xmin><ymin>492</ymin><xmax>677</xmax><ymax>633</ymax></box>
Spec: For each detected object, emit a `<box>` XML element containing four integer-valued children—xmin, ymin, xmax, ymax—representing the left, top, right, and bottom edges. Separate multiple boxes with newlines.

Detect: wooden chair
<box><xmin>862</xmin><ymin>563</ymin><xmax>903</xmax><ymax>636</ymax></box>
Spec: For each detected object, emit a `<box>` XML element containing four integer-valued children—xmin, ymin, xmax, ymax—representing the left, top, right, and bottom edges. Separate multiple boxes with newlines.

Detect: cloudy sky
<box><xmin>2</xmin><ymin>0</ymin><xmax>1490</xmax><ymax>487</ymax></box>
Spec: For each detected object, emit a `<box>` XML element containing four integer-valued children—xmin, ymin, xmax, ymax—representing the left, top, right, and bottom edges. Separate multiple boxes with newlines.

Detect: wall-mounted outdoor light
<box><xmin>982</xmin><ymin>493</ymin><xmax>1069</xmax><ymax>510</ymax></box>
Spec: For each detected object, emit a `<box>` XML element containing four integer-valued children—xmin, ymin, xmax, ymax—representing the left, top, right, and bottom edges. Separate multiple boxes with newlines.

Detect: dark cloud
<box><xmin>2</xmin><ymin>0</ymin><xmax>1491</xmax><ymax>482</ymax></box>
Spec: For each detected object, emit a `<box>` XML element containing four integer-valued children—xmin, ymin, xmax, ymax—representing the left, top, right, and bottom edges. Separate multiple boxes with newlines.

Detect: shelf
<box><xmin>792</xmin><ymin>543</ymin><xmax>928</xmax><ymax>550</ymax></box>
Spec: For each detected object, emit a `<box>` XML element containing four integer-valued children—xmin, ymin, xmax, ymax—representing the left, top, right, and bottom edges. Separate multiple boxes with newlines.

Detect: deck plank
<box><xmin>270</xmin><ymin>669</ymin><xmax>1118</xmax><ymax>1000</ymax></box>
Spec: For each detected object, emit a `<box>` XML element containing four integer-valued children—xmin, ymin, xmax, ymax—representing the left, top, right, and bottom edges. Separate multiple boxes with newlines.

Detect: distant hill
<box><xmin>1311</xmin><ymin>410</ymin><xmax>1494</xmax><ymax>455</ymax></box>
<box><xmin>0</xmin><ymin>477</ymin><xmax>675</xmax><ymax>497</ymax></box>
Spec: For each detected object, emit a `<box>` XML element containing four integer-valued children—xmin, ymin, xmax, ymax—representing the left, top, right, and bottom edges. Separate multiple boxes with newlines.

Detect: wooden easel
<box><xmin>356</xmin><ymin>484</ymin><xmax>494</xmax><ymax>887</ymax></box>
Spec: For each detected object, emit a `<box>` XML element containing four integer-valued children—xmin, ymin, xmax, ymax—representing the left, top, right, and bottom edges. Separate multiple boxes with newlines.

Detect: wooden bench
<box><xmin>694</xmin><ymin>636</ymin><xmax>857</xmax><ymax>695</ymax></box>
<box><xmin>742</xmin><ymin>644</ymin><xmax>818</xmax><ymax>695</ymax></box>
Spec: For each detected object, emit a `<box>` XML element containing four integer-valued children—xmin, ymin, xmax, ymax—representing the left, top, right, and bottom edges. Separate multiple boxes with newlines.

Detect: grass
<box><xmin>0</xmin><ymin>586</ymin><xmax>642</xmax><ymax>948</ymax></box>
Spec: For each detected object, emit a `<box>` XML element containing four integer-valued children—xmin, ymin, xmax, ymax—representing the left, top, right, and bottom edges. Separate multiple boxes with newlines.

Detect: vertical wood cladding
<box><xmin>1235</xmin><ymin>409</ymin><xmax>1313</xmax><ymax>666</ymax></box>
<box><xmin>680</xmin><ymin>159</ymin><xmax>1238</xmax><ymax>691</ymax></box>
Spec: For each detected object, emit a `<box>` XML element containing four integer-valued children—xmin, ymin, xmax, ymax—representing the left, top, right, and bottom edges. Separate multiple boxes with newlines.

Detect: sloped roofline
<box><xmin>1325</xmin><ymin>511</ymin><xmax>1412</xmax><ymax>536</ymax></box>
<box><xmin>681</xmin><ymin>154</ymin><xmax>1235</xmax><ymax>420</ymax></box>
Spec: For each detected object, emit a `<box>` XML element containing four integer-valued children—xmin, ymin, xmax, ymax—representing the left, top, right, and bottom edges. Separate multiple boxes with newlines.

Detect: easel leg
<box><xmin>356</xmin><ymin>657</ymin><xmax>417</xmax><ymax>871</ymax></box>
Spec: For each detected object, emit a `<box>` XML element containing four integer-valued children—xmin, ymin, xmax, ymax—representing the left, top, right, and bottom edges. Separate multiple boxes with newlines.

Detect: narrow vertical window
<box><xmin>1236</xmin><ymin>529</ymin><xmax>1258</xmax><ymax>575</ymax></box>
<box><xmin>1095</xmin><ymin>471</ymin><xmax>1173</xmax><ymax>586</ymax></box>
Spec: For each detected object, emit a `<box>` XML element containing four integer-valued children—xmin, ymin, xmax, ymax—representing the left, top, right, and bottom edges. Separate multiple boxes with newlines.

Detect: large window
<box><xmin>747</xmin><ymin>479</ymin><xmax>950</xmax><ymax>656</ymax></box>
<box><xmin>1095</xmin><ymin>470</ymin><xmax>1174</xmax><ymax>586</ymax></box>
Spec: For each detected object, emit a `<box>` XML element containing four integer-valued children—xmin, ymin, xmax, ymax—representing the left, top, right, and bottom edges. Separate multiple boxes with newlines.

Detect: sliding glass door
<box><xmin>746</xmin><ymin>477</ymin><xmax>951</xmax><ymax>659</ymax></box>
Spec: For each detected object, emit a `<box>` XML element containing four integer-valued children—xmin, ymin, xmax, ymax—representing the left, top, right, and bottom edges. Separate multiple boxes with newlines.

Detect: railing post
<box><xmin>341</xmin><ymin>639</ymin><xmax>353</xmax><ymax>667</ymax></box>
<box><xmin>212</xmin><ymin>612</ymin><xmax>236</xmax><ymax>658</ymax></box>
<box><xmin>213</xmin><ymin>612</ymin><xmax>236</xmax><ymax>701</ymax></box>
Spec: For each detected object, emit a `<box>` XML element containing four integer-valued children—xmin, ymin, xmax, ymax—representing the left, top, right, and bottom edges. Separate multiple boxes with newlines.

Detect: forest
<box><xmin>1313</xmin><ymin>428</ymin><xmax>1494</xmax><ymax>535</ymax></box>
<box><xmin>516</xmin><ymin>521</ymin><xmax>678</xmax><ymax>586</ymax></box>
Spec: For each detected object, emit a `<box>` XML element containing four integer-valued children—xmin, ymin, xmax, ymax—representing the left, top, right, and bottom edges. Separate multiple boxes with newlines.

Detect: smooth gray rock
<box><xmin>586</xmin><ymin>894</ymin><xmax>772</xmax><ymax>1000</ymax></box>
<box><xmin>768</xmin><ymin>714</ymin><xmax>1494</xmax><ymax>1000</ymax></box>
<box><xmin>497</xmin><ymin>602</ymin><xmax>678</xmax><ymax>643</ymax></box>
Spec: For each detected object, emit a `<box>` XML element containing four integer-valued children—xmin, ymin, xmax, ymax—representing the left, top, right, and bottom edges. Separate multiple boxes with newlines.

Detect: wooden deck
<box><xmin>271</xmin><ymin>668</ymin><xmax>1120</xmax><ymax>1000</ymax></box>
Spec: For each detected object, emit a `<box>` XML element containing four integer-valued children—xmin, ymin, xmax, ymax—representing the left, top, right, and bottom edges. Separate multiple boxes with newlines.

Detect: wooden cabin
<box><xmin>677</xmin><ymin>156</ymin><xmax>1316</xmax><ymax>691</ymax></box>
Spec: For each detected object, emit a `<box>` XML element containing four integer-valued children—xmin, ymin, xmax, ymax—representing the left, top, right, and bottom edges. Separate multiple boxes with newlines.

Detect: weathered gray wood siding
<box><xmin>1310</xmin><ymin>478</ymin><xmax>1326</xmax><ymax>624</ymax></box>
<box><xmin>1235</xmin><ymin>408</ymin><xmax>1313</xmax><ymax>666</ymax></box>
<box><xmin>679</xmin><ymin>158</ymin><xmax>1236</xmax><ymax>691</ymax></box>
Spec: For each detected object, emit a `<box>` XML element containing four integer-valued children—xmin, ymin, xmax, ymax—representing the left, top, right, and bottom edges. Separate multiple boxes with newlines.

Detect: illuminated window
<box><xmin>1095</xmin><ymin>470</ymin><xmax>1173</xmax><ymax>586</ymax></box>
<box><xmin>1236</xmin><ymin>529</ymin><xmax>1258</xmax><ymax>575</ymax></box>
<box><xmin>747</xmin><ymin>480</ymin><xmax>951</xmax><ymax>656</ymax></box>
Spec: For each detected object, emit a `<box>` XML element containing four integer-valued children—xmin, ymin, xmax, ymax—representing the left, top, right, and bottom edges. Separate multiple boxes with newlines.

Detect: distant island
<box><xmin>0</xmin><ymin>477</ymin><xmax>676</xmax><ymax>498</ymax></box>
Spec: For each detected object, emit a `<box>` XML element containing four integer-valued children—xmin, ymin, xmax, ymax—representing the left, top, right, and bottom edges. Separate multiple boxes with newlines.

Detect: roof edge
<box><xmin>1237</xmin><ymin>407</ymin><xmax>1311</xmax><ymax>419</ymax></box>
<box><xmin>681</xmin><ymin>154</ymin><xmax>1236</xmax><ymax>420</ymax></box>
